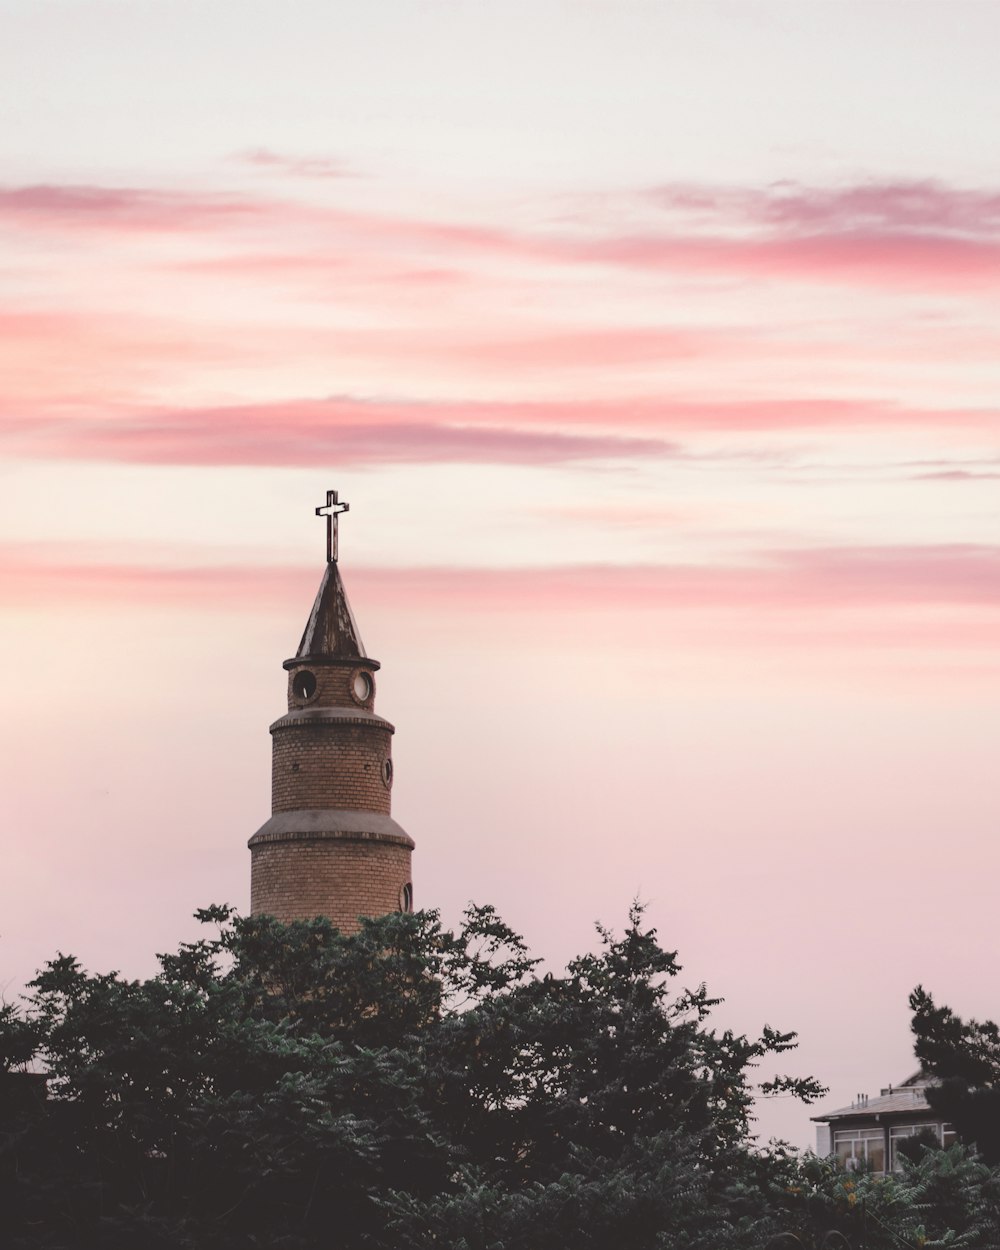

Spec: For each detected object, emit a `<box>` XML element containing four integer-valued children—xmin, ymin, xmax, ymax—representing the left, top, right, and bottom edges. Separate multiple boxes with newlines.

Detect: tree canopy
<box><xmin>910</xmin><ymin>985</ymin><xmax>1000</xmax><ymax>1166</ymax></box>
<box><xmin>11</xmin><ymin>907</ymin><xmax>1000</xmax><ymax>1247</ymax></box>
<box><xmin>1</xmin><ymin>903</ymin><xmax>823</xmax><ymax>1249</ymax></box>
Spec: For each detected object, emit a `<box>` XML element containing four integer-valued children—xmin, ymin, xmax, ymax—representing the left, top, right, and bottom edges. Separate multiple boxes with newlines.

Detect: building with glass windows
<box><xmin>811</xmin><ymin>1072</ymin><xmax>956</xmax><ymax>1174</ymax></box>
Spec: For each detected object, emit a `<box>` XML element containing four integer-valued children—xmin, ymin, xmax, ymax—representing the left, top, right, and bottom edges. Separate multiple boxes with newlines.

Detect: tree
<box><xmin>910</xmin><ymin>986</ymin><xmax>1000</xmax><ymax>1165</ymax></box>
<box><xmin>893</xmin><ymin>1142</ymin><xmax>1000</xmax><ymax>1248</ymax></box>
<box><xmin>0</xmin><ymin>903</ymin><xmax>823</xmax><ymax>1249</ymax></box>
<box><xmin>771</xmin><ymin>1142</ymin><xmax>1000</xmax><ymax>1250</ymax></box>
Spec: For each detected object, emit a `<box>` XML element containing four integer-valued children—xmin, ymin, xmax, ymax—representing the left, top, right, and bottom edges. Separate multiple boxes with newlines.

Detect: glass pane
<box><xmin>866</xmin><ymin>1138</ymin><xmax>885</xmax><ymax>1173</ymax></box>
<box><xmin>835</xmin><ymin>1139</ymin><xmax>854</xmax><ymax>1165</ymax></box>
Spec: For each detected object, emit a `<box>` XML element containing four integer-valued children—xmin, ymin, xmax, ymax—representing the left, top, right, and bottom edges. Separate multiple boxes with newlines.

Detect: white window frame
<box><xmin>834</xmin><ymin>1127</ymin><xmax>886</xmax><ymax>1174</ymax></box>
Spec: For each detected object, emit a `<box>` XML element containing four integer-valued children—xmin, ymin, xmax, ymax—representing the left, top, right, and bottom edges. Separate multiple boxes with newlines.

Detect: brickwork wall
<box><xmin>271</xmin><ymin>721</ymin><xmax>392</xmax><ymax>813</ymax></box>
<box><xmin>250</xmin><ymin>838</ymin><xmax>413</xmax><ymax>931</ymax></box>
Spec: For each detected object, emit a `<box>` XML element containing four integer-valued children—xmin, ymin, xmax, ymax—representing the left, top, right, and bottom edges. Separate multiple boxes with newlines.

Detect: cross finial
<box><xmin>315</xmin><ymin>490</ymin><xmax>350</xmax><ymax>563</ymax></box>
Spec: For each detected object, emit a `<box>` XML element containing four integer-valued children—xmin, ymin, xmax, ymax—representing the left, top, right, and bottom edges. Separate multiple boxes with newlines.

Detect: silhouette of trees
<box><xmin>1</xmin><ymin>903</ymin><xmax>821</xmax><ymax>1248</ymax></box>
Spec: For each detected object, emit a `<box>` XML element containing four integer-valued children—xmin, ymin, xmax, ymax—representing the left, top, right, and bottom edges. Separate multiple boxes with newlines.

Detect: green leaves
<box><xmin>910</xmin><ymin>987</ymin><xmax>1000</xmax><ymax>1164</ymax></box>
<box><xmin>910</xmin><ymin>986</ymin><xmax>1000</xmax><ymax>1089</ymax></box>
<box><xmin>0</xmin><ymin>902</ymin><xmax>821</xmax><ymax>1248</ymax></box>
<box><xmin>892</xmin><ymin>1143</ymin><xmax>1000</xmax><ymax>1248</ymax></box>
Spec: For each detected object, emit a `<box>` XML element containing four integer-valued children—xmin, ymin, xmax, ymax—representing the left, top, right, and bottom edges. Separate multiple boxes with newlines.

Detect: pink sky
<box><xmin>2</xmin><ymin>0</ymin><xmax>1000</xmax><ymax>1148</ymax></box>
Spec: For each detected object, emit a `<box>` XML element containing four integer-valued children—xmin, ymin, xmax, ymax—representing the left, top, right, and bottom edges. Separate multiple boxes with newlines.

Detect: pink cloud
<box><xmin>913</xmin><ymin>470</ymin><xmax>1000</xmax><ymax>481</ymax></box>
<box><xmin>7</xmin><ymin>274</ymin><xmax>997</xmax><ymax>417</ymax></box>
<box><xmin>0</xmin><ymin>310</ymin><xmax>299</xmax><ymax>410</ymax></box>
<box><xmin>0</xmin><ymin>180</ymin><xmax>505</xmax><ymax>251</ymax></box>
<box><xmin>771</xmin><ymin>545</ymin><xmax>1000</xmax><ymax>606</ymax></box>
<box><xmin>5</xmin><ymin>177</ymin><xmax>1000</xmax><ymax>291</ymax></box>
<box><xmin>0</xmin><ymin>550</ymin><xmax>311</xmax><ymax>608</ymax></box>
<box><xmin>5</xmin><ymin>545</ymin><xmax>999</xmax><ymax>615</ymax></box>
<box><xmin>647</xmin><ymin>179</ymin><xmax>1000</xmax><ymax>236</ymax></box>
<box><xmin>233</xmin><ymin>148</ymin><xmax>354</xmax><ymax>180</ymax></box>
<box><xmin>564</xmin><ymin>231</ymin><xmax>1000</xmax><ymax>291</ymax></box>
<box><xmin>361</xmin><ymin>546</ymin><xmax>1000</xmax><ymax>613</ymax></box>
<box><xmin>0</xmin><ymin>185</ymin><xmax>271</xmax><ymax>233</ymax></box>
<box><xmin>4</xmin><ymin>395</ymin><xmax>998</xmax><ymax>471</ymax></box>
<box><xmin>412</xmin><ymin>327</ymin><xmax>714</xmax><ymax>370</ymax></box>
<box><xmin>184</xmin><ymin>199</ymin><xmax>1000</xmax><ymax>293</ymax></box>
<box><xmin>0</xmin><ymin>406</ymin><xmax>674</xmax><ymax>468</ymax></box>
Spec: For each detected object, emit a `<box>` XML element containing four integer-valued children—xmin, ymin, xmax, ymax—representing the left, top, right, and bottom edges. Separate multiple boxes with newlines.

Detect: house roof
<box><xmin>811</xmin><ymin>1073</ymin><xmax>934</xmax><ymax>1124</ymax></box>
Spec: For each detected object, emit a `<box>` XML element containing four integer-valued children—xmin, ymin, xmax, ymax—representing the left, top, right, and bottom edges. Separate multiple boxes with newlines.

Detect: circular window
<box><xmin>351</xmin><ymin>670</ymin><xmax>373</xmax><ymax>704</ymax></box>
<box><xmin>292</xmin><ymin>670</ymin><xmax>317</xmax><ymax>701</ymax></box>
<box><xmin>399</xmin><ymin>882</ymin><xmax>414</xmax><ymax>913</ymax></box>
<box><xmin>381</xmin><ymin>757</ymin><xmax>394</xmax><ymax>789</ymax></box>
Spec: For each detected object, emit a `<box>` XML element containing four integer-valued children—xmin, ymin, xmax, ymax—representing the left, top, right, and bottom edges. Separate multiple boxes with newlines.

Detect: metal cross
<box><xmin>315</xmin><ymin>490</ymin><xmax>350</xmax><ymax>563</ymax></box>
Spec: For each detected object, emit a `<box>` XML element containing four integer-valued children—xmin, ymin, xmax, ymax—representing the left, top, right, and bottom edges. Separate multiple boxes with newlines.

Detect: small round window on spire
<box><xmin>292</xmin><ymin>670</ymin><xmax>317</xmax><ymax>702</ymax></box>
<box><xmin>399</xmin><ymin>882</ymin><xmax>413</xmax><ymax>913</ymax></box>
<box><xmin>351</xmin><ymin>670</ymin><xmax>373</xmax><ymax>705</ymax></box>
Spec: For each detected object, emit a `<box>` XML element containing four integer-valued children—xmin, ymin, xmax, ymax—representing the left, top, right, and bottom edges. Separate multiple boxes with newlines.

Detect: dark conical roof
<box><xmin>294</xmin><ymin>561</ymin><xmax>367</xmax><ymax>661</ymax></box>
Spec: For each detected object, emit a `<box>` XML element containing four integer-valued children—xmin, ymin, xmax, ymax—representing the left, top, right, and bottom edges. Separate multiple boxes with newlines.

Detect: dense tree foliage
<box><xmin>772</xmin><ymin>1143</ymin><xmax>1000</xmax><ymax>1250</ymax></box>
<box><xmin>9</xmin><ymin>908</ymin><xmax>1000</xmax><ymax>1247</ymax></box>
<box><xmin>0</xmin><ymin>903</ymin><xmax>823</xmax><ymax>1249</ymax></box>
<box><xmin>910</xmin><ymin>986</ymin><xmax>1000</xmax><ymax>1165</ymax></box>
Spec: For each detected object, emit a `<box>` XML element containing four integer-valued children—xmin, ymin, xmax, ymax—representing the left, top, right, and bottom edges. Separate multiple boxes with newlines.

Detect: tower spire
<box><xmin>297</xmin><ymin>489</ymin><xmax>365</xmax><ymax>661</ymax></box>
<box><xmin>248</xmin><ymin>492</ymin><xmax>414</xmax><ymax>931</ymax></box>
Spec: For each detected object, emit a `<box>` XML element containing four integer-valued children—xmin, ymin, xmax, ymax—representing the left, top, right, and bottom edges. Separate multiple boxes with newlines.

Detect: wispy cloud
<box><xmin>5</xmin><ymin>176</ymin><xmax>1000</xmax><ymax>291</ymax></box>
<box><xmin>0</xmin><ymin>184</ymin><xmax>270</xmax><ymax>233</ymax></box>
<box><xmin>6</xmin><ymin>545</ymin><xmax>999</xmax><ymax>615</ymax></box>
<box><xmin>5</xmin><ymin>395</ymin><xmax>997</xmax><ymax>472</ymax></box>
<box><xmin>646</xmin><ymin>179</ymin><xmax>1000</xmax><ymax>236</ymax></box>
<box><xmin>232</xmin><ymin>148</ymin><xmax>355</xmax><ymax>180</ymax></box>
<box><xmin>910</xmin><ymin>469</ymin><xmax>1000</xmax><ymax>481</ymax></box>
<box><xmin>0</xmin><ymin>405</ymin><xmax>676</xmax><ymax>468</ymax></box>
<box><xmin>563</xmin><ymin>232</ymin><xmax>1000</xmax><ymax>291</ymax></box>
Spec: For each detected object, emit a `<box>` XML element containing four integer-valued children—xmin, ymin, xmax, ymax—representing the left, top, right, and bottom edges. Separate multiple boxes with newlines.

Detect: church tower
<box><xmin>248</xmin><ymin>491</ymin><xmax>414</xmax><ymax>929</ymax></box>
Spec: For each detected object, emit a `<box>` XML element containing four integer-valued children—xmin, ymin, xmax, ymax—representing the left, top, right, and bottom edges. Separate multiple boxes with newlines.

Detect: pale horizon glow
<box><xmin>2</xmin><ymin>0</ymin><xmax>999</xmax><ymax>1148</ymax></box>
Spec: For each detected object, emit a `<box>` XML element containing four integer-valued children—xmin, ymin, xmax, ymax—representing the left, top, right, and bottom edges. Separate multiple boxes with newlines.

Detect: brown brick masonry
<box><xmin>270</xmin><ymin>715</ymin><xmax>393</xmax><ymax>814</ymax></box>
<box><xmin>250</xmin><ymin>832</ymin><xmax>413</xmax><ymax>930</ymax></box>
<box><xmin>250</xmin><ymin>607</ymin><xmax>414</xmax><ymax>930</ymax></box>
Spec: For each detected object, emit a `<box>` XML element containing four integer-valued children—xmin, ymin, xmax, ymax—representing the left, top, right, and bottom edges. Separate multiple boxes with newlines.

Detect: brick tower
<box><xmin>248</xmin><ymin>491</ymin><xmax>414</xmax><ymax>928</ymax></box>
